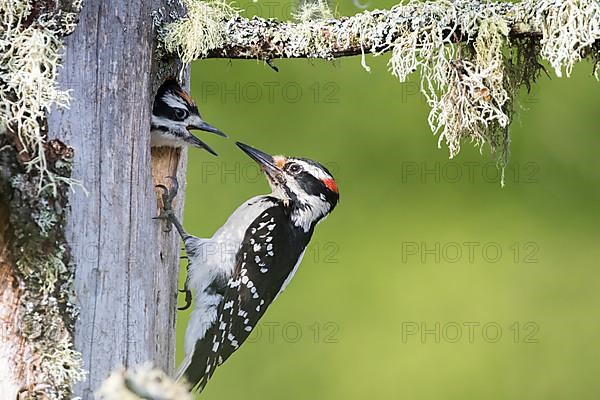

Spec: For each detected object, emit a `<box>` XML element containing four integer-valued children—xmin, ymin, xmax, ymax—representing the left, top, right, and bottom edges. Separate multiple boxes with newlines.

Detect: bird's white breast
<box><xmin>150</xmin><ymin>127</ymin><xmax>185</xmax><ymax>147</ymax></box>
<box><xmin>183</xmin><ymin>196</ymin><xmax>276</xmax><ymax>354</ymax></box>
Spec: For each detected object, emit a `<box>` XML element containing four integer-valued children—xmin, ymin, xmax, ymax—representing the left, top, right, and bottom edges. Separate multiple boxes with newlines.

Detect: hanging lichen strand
<box><xmin>0</xmin><ymin>0</ymin><xmax>81</xmax><ymax>194</ymax></box>
<box><xmin>160</xmin><ymin>0</ymin><xmax>600</xmax><ymax>179</ymax></box>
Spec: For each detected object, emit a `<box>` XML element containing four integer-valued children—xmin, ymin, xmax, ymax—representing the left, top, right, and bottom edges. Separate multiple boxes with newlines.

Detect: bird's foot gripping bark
<box><xmin>178</xmin><ymin>275</ymin><xmax>192</xmax><ymax>311</ymax></box>
<box><xmin>155</xmin><ymin>175</ymin><xmax>188</xmax><ymax>239</ymax></box>
<box><xmin>155</xmin><ymin>176</ymin><xmax>193</xmax><ymax>309</ymax></box>
<box><xmin>155</xmin><ymin>176</ymin><xmax>182</xmax><ymax>234</ymax></box>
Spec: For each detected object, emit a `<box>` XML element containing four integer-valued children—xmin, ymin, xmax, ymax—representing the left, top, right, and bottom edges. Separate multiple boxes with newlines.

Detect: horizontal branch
<box><xmin>160</xmin><ymin>0</ymin><xmax>575</xmax><ymax>63</ymax></box>
<box><xmin>202</xmin><ymin>3</ymin><xmax>541</xmax><ymax>60</ymax></box>
<box><xmin>160</xmin><ymin>0</ymin><xmax>599</xmax><ymax>183</ymax></box>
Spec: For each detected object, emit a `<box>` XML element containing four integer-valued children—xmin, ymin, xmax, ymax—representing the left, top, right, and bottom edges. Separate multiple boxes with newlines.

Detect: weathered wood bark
<box><xmin>47</xmin><ymin>1</ymin><xmax>188</xmax><ymax>398</ymax></box>
<box><xmin>0</xmin><ymin>203</ymin><xmax>25</xmax><ymax>398</ymax></box>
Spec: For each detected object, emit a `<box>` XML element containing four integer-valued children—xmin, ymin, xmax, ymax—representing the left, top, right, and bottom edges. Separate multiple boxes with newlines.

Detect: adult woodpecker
<box><xmin>151</xmin><ymin>79</ymin><xmax>226</xmax><ymax>155</ymax></box>
<box><xmin>155</xmin><ymin>142</ymin><xmax>339</xmax><ymax>391</ymax></box>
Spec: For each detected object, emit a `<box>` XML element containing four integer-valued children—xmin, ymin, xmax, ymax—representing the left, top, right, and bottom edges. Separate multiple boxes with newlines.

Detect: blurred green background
<box><xmin>176</xmin><ymin>1</ymin><xmax>600</xmax><ymax>398</ymax></box>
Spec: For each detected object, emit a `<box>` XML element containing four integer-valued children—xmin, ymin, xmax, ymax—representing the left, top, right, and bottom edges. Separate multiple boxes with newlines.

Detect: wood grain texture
<box><xmin>47</xmin><ymin>1</ymin><xmax>188</xmax><ymax>397</ymax></box>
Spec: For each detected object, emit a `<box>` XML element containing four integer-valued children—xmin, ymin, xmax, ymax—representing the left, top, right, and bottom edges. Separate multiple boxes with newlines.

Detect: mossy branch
<box><xmin>160</xmin><ymin>0</ymin><xmax>600</xmax><ymax>183</ymax></box>
<box><xmin>163</xmin><ymin>0</ymin><xmax>535</xmax><ymax>60</ymax></box>
<box><xmin>161</xmin><ymin>0</ymin><xmax>600</xmax><ymax>74</ymax></box>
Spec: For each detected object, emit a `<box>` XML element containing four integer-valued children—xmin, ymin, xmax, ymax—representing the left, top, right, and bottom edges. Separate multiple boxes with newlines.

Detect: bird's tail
<box><xmin>175</xmin><ymin>352</ymin><xmax>193</xmax><ymax>381</ymax></box>
<box><xmin>175</xmin><ymin>343</ymin><xmax>218</xmax><ymax>393</ymax></box>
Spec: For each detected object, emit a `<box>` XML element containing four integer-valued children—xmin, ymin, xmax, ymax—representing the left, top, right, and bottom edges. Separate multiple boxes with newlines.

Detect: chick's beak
<box><xmin>236</xmin><ymin>142</ymin><xmax>285</xmax><ymax>184</ymax></box>
<box><xmin>187</xmin><ymin>116</ymin><xmax>227</xmax><ymax>137</ymax></box>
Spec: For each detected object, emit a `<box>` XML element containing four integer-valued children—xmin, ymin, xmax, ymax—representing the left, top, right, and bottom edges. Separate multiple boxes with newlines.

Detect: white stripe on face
<box><xmin>152</xmin><ymin>114</ymin><xmax>186</xmax><ymax>130</ymax></box>
<box><xmin>293</xmin><ymin>159</ymin><xmax>332</xmax><ymax>181</ymax></box>
<box><xmin>163</xmin><ymin>91</ymin><xmax>187</xmax><ymax>110</ymax></box>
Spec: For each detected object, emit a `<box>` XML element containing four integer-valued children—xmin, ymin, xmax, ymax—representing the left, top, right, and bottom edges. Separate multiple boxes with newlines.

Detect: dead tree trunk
<box><xmin>0</xmin><ymin>203</ymin><xmax>25</xmax><ymax>398</ymax></box>
<box><xmin>47</xmin><ymin>1</ymin><xmax>188</xmax><ymax>398</ymax></box>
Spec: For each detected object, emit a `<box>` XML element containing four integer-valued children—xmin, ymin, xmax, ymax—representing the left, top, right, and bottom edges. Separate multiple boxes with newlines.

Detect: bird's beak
<box><xmin>188</xmin><ymin>118</ymin><xmax>227</xmax><ymax>138</ymax></box>
<box><xmin>236</xmin><ymin>142</ymin><xmax>285</xmax><ymax>184</ymax></box>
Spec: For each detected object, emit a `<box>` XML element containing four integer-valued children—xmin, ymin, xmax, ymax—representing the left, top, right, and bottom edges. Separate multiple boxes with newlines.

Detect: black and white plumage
<box><xmin>155</xmin><ymin>142</ymin><xmax>339</xmax><ymax>392</ymax></box>
<box><xmin>151</xmin><ymin>79</ymin><xmax>226</xmax><ymax>155</ymax></box>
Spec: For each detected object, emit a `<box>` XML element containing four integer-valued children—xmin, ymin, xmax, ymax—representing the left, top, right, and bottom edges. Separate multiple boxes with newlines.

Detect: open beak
<box><xmin>188</xmin><ymin>119</ymin><xmax>227</xmax><ymax>138</ymax></box>
<box><xmin>236</xmin><ymin>142</ymin><xmax>284</xmax><ymax>184</ymax></box>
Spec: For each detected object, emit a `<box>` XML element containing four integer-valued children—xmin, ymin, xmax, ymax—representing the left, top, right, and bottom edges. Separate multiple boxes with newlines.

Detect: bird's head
<box><xmin>237</xmin><ymin>142</ymin><xmax>339</xmax><ymax>231</ymax></box>
<box><xmin>152</xmin><ymin>79</ymin><xmax>226</xmax><ymax>139</ymax></box>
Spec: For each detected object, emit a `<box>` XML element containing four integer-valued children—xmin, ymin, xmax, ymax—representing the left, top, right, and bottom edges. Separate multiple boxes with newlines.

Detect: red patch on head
<box><xmin>322</xmin><ymin>178</ymin><xmax>338</xmax><ymax>193</ymax></box>
<box><xmin>176</xmin><ymin>88</ymin><xmax>195</xmax><ymax>107</ymax></box>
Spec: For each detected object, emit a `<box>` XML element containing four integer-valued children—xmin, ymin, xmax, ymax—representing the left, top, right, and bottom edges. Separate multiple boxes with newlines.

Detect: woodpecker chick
<box><xmin>151</xmin><ymin>79</ymin><xmax>226</xmax><ymax>155</ymax></box>
<box><xmin>155</xmin><ymin>143</ymin><xmax>339</xmax><ymax>392</ymax></box>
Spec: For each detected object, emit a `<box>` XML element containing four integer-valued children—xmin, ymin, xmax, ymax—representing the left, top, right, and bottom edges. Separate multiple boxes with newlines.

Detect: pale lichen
<box><xmin>0</xmin><ymin>0</ymin><xmax>82</xmax><ymax>195</ymax></box>
<box><xmin>427</xmin><ymin>17</ymin><xmax>511</xmax><ymax>159</ymax></box>
<box><xmin>160</xmin><ymin>0</ymin><xmax>600</xmax><ymax>173</ymax></box>
<box><xmin>534</xmin><ymin>0</ymin><xmax>600</xmax><ymax>78</ymax></box>
<box><xmin>97</xmin><ymin>364</ymin><xmax>192</xmax><ymax>400</ymax></box>
<box><xmin>293</xmin><ymin>0</ymin><xmax>334</xmax><ymax>22</ymax></box>
<box><xmin>32</xmin><ymin>206</ymin><xmax>58</xmax><ymax>237</ymax></box>
<box><xmin>160</xmin><ymin>0</ymin><xmax>238</xmax><ymax>63</ymax></box>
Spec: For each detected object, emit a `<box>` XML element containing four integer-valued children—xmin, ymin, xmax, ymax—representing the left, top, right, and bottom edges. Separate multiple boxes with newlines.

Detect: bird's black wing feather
<box><xmin>183</xmin><ymin>205</ymin><xmax>312</xmax><ymax>391</ymax></box>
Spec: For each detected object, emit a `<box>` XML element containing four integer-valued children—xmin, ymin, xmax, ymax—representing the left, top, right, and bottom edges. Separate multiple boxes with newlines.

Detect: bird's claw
<box><xmin>178</xmin><ymin>288</ymin><xmax>192</xmax><ymax>310</ymax></box>
<box><xmin>154</xmin><ymin>176</ymin><xmax>179</xmax><ymax>233</ymax></box>
<box><xmin>159</xmin><ymin>176</ymin><xmax>179</xmax><ymax>207</ymax></box>
<box><xmin>156</xmin><ymin>176</ymin><xmax>191</xmax><ymax>309</ymax></box>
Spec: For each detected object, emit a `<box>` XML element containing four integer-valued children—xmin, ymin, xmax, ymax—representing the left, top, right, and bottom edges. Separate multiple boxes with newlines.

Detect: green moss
<box><xmin>5</xmin><ymin>152</ymin><xmax>85</xmax><ymax>399</ymax></box>
<box><xmin>0</xmin><ymin>143</ymin><xmax>84</xmax><ymax>399</ymax></box>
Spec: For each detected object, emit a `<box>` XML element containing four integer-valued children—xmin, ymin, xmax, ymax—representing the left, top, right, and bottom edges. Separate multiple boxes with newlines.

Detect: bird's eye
<box><xmin>174</xmin><ymin>108</ymin><xmax>188</xmax><ymax>120</ymax></box>
<box><xmin>286</xmin><ymin>163</ymin><xmax>303</xmax><ymax>175</ymax></box>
